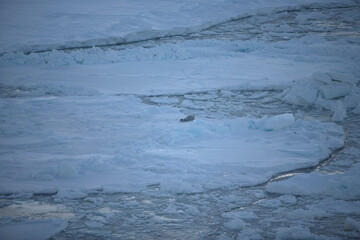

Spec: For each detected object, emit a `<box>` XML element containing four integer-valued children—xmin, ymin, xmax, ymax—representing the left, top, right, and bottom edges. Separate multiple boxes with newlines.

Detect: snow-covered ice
<box><xmin>0</xmin><ymin>98</ymin><xmax>345</xmax><ymax>194</ymax></box>
<box><xmin>267</xmin><ymin>163</ymin><xmax>360</xmax><ymax>200</ymax></box>
<box><xmin>0</xmin><ymin>0</ymin><xmax>353</xmax><ymax>53</ymax></box>
<box><xmin>1</xmin><ymin>0</ymin><xmax>360</xmax><ymax>239</ymax></box>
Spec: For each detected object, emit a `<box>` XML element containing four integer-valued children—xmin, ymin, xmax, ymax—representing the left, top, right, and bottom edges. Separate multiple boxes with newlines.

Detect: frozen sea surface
<box><xmin>1</xmin><ymin>1</ymin><xmax>360</xmax><ymax>239</ymax></box>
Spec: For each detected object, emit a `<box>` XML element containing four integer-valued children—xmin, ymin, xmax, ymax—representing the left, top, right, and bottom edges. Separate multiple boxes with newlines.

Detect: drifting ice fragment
<box><xmin>320</xmin><ymin>84</ymin><xmax>351</xmax><ymax>100</ymax></box>
<box><xmin>281</xmin><ymin>86</ymin><xmax>318</xmax><ymax>106</ymax></box>
<box><xmin>276</xmin><ymin>226</ymin><xmax>315</xmax><ymax>240</ymax></box>
<box><xmin>331</xmin><ymin>101</ymin><xmax>347</xmax><ymax>122</ymax></box>
<box><xmin>344</xmin><ymin>217</ymin><xmax>360</xmax><ymax>232</ymax></box>
<box><xmin>312</xmin><ymin>72</ymin><xmax>332</xmax><ymax>84</ymax></box>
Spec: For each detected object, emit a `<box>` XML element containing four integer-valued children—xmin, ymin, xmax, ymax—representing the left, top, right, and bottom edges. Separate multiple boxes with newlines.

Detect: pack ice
<box><xmin>0</xmin><ymin>97</ymin><xmax>345</xmax><ymax>195</ymax></box>
<box><xmin>0</xmin><ymin>0</ymin><xmax>359</xmax><ymax>239</ymax></box>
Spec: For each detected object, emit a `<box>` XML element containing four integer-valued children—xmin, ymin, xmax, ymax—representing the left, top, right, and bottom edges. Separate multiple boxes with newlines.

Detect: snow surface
<box><xmin>0</xmin><ymin>100</ymin><xmax>345</xmax><ymax>194</ymax></box>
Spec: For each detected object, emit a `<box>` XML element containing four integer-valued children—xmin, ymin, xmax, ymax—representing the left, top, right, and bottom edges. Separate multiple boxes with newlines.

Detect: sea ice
<box><xmin>344</xmin><ymin>217</ymin><xmax>360</xmax><ymax>232</ymax></box>
<box><xmin>286</xmin><ymin>208</ymin><xmax>330</xmax><ymax>221</ymax></box>
<box><xmin>280</xmin><ymin>86</ymin><xmax>319</xmax><ymax>106</ymax></box>
<box><xmin>248</xmin><ymin>113</ymin><xmax>295</xmax><ymax>131</ymax></box>
<box><xmin>55</xmin><ymin>189</ymin><xmax>88</xmax><ymax>200</ymax></box>
<box><xmin>224</xmin><ymin>218</ymin><xmax>247</xmax><ymax>230</ymax></box>
<box><xmin>0</xmin><ymin>94</ymin><xmax>346</xmax><ymax>196</ymax></box>
<box><xmin>0</xmin><ymin>0</ymin><xmax>351</xmax><ymax>53</ymax></box>
<box><xmin>277</xmin><ymin>195</ymin><xmax>297</xmax><ymax>204</ymax></box>
<box><xmin>0</xmin><ymin>218</ymin><xmax>67</xmax><ymax>240</ymax></box>
<box><xmin>320</xmin><ymin>84</ymin><xmax>351</xmax><ymax>100</ymax></box>
<box><xmin>275</xmin><ymin>226</ymin><xmax>316</xmax><ymax>240</ymax></box>
<box><xmin>0</xmin><ymin>0</ymin><xmax>359</xmax><ymax>238</ymax></box>
<box><xmin>267</xmin><ymin>163</ymin><xmax>360</xmax><ymax>200</ymax></box>
<box><xmin>331</xmin><ymin>100</ymin><xmax>347</xmax><ymax>122</ymax></box>
<box><xmin>280</xmin><ymin>71</ymin><xmax>359</xmax><ymax>122</ymax></box>
<box><xmin>222</xmin><ymin>210</ymin><xmax>258</xmax><ymax>220</ymax></box>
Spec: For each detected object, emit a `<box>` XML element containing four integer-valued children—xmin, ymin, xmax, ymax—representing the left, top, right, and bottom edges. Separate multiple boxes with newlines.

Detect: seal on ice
<box><xmin>180</xmin><ymin>115</ymin><xmax>195</xmax><ymax>122</ymax></box>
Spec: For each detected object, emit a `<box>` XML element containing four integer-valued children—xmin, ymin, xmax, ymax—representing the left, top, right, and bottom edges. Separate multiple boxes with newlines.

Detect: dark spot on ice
<box><xmin>180</xmin><ymin>114</ymin><xmax>195</xmax><ymax>122</ymax></box>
